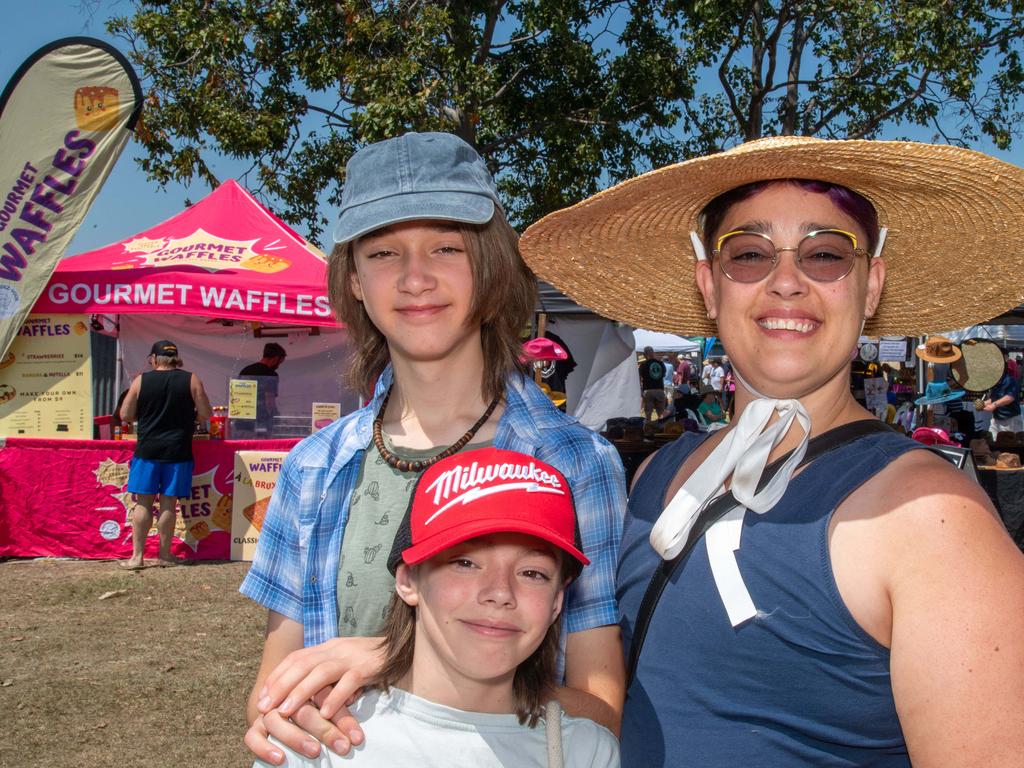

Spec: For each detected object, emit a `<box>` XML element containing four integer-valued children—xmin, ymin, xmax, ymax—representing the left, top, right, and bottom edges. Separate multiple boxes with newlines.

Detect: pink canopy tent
<box><xmin>34</xmin><ymin>179</ymin><xmax>337</xmax><ymax>326</ymax></box>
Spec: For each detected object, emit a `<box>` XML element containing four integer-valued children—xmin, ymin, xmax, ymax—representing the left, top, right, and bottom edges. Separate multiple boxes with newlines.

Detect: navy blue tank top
<box><xmin>617</xmin><ymin>428</ymin><xmax>923</xmax><ymax>767</ymax></box>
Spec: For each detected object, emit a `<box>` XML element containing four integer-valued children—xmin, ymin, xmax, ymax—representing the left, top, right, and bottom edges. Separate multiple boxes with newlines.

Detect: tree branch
<box><xmin>482</xmin><ymin>65</ymin><xmax>528</xmax><ymax>106</ymax></box>
<box><xmin>477</xmin><ymin>125</ymin><xmax>535</xmax><ymax>155</ymax></box>
<box><xmin>849</xmin><ymin>68</ymin><xmax>933</xmax><ymax>138</ymax></box>
<box><xmin>781</xmin><ymin>5</ymin><xmax>806</xmax><ymax>135</ymax></box>
<box><xmin>761</xmin><ymin>0</ymin><xmax>793</xmax><ymax>95</ymax></box>
<box><xmin>718</xmin><ymin>4</ymin><xmax>756</xmax><ymax>128</ymax></box>
<box><xmin>475</xmin><ymin>0</ymin><xmax>505</xmax><ymax>66</ymax></box>
<box><xmin>747</xmin><ymin>0</ymin><xmax>767</xmax><ymax>139</ymax></box>
<box><xmin>808</xmin><ymin>100</ymin><xmax>848</xmax><ymax>136</ymax></box>
<box><xmin>490</xmin><ymin>29</ymin><xmax>546</xmax><ymax>49</ymax></box>
<box><xmin>305</xmin><ymin>101</ymin><xmax>351</xmax><ymax>125</ymax></box>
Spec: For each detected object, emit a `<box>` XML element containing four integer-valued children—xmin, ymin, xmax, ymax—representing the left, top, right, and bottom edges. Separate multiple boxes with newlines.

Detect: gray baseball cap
<box><xmin>331</xmin><ymin>132</ymin><xmax>503</xmax><ymax>244</ymax></box>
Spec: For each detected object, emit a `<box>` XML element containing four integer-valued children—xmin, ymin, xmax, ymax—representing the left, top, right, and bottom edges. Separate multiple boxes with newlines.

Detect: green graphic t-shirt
<box><xmin>336</xmin><ymin>437</ymin><xmax>490</xmax><ymax>637</ymax></box>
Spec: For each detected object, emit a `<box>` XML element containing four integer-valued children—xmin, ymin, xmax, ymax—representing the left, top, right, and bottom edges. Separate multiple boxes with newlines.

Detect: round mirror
<box><xmin>950</xmin><ymin>339</ymin><xmax>1006</xmax><ymax>393</ymax></box>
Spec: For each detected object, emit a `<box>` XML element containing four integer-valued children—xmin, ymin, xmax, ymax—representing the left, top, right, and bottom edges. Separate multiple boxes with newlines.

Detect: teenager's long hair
<box><xmin>328</xmin><ymin>213</ymin><xmax>537</xmax><ymax>402</ymax></box>
<box><xmin>367</xmin><ymin>559</ymin><xmax>575</xmax><ymax>728</ymax></box>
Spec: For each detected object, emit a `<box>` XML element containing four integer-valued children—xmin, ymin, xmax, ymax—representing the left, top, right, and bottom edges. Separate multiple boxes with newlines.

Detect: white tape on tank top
<box><xmin>705</xmin><ymin>506</ymin><xmax>757</xmax><ymax>626</ymax></box>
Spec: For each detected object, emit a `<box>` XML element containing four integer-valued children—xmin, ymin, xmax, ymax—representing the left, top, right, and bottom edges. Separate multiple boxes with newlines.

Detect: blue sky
<box><xmin>4</xmin><ymin>1</ymin><xmax>1023</xmax><ymax>256</ymax></box>
<box><xmin>2</xmin><ymin>0</ymin><xmax>242</xmax><ymax>254</ymax></box>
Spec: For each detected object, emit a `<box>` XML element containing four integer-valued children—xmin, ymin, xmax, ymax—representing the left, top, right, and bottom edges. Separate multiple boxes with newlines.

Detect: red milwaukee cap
<box><xmin>387</xmin><ymin>447</ymin><xmax>589</xmax><ymax>575</ymax></box>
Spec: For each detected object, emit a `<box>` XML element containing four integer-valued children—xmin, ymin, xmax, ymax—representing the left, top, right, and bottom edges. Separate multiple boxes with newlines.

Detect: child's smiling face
<box><xmin>396</xmin><ymin>533</ymin><xmax>566</xmax><ymax>696</ymax></box>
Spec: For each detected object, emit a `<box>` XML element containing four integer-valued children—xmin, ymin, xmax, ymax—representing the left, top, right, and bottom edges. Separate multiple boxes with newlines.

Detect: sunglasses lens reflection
<box><xmin>798</xmin><ymin>232</ymin><xmax>858</xmax><ymax>281</ymax></box>
<box><xmin>718</xmin><ymin>234</ymin><xmax>775</xmax><ymax>282</ymax></box>
<box><xmin>719</xmin><ymin>231</ymin><xmax>858</xmax><ymax>282</ymax></box>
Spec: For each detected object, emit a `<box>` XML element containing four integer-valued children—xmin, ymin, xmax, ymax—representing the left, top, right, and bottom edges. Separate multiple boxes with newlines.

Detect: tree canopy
<box><xmin>110</xmin><ymin>0</ymin><xmax>1024</xmax><ymax>241</ymax></box>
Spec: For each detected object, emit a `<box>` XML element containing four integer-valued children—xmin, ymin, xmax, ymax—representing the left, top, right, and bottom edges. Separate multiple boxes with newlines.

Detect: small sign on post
<box><xmin>311</xmin><ymin>402</ymin><xmax>341</xmax><ymax>433</ymax></box>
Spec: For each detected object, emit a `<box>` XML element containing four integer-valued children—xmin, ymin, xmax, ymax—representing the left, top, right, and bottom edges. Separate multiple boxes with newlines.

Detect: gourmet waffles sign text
<box><xmin>44</xmin><ymin>227</ymin><xmax>331</xmax><ymax>319</ymax></box>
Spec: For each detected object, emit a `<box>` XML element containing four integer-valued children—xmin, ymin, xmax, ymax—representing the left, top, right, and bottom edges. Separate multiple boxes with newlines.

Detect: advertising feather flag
<box><xmin>0</xmin><ymin>37</ymin><xmax>142</xmax><ymax>357</ymax></box>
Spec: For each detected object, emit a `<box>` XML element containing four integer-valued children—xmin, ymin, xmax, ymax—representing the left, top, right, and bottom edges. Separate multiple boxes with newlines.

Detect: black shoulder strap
<box><xmin>625</xmin><ymin>419</ymin><xmax>892</xmax><ymax>686</ymax></box>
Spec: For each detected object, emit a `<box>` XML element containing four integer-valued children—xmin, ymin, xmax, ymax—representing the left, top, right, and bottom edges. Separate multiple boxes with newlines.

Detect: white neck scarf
<box><xmin>649</xmin><ymin>394</ymin><xmax>810</xmax><ymax>560</ymax></box>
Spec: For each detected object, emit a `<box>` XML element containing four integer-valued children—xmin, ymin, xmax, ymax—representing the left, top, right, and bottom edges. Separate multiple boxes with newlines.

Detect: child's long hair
<box><xmin>367</xmin><ymin>558</ymin><xmax>575</xmax><ymax>727</ymax></box>
<box><xmin>328</xmin><ymin>213</ymin><xmax>537</xmax><ymax>402</ymax></box>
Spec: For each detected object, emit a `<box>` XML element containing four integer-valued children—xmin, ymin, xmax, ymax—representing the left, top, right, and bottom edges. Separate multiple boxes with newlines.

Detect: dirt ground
<box><xmin>0</xmin><ymin>558</ymin><xmax>264</xmax><ymax>768</ymax></box>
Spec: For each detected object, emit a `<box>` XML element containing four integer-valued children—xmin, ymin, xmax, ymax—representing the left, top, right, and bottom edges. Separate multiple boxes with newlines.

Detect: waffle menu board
<box><xmin>0</xmin><ymin>314</ymin><xmax>92</xmax><ymax>437</ymax></box>
<box><xmin>228</xmin><ymin>378</ymin><xmax>258</xmax><ymax>419</ymax></box>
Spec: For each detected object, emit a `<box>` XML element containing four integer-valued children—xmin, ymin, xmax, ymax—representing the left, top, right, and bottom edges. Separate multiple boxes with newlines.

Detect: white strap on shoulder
<box><xmin>545</xmin><ymin>700</ymin><xmax>564</xmax><ymax>768</ymax></box>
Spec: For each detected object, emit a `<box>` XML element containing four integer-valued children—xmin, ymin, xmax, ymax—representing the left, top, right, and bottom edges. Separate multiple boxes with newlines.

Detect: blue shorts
<box><xmin>127</xmin><ymin>458</ymin><xmax>194</xmax><ymax>498</ymax></box>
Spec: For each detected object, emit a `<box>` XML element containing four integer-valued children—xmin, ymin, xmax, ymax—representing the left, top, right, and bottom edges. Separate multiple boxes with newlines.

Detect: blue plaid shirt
<box><xmin>240</xmin><ymin>366</ymin><xmax>626</xmax><ymax>675</ymax></box>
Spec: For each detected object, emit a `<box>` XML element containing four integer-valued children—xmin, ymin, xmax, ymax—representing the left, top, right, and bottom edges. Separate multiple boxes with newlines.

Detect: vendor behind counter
<box><xmin>235</xmin><ymin>342</ymin><xmax>287</xmax><ymax>437</ymax></box>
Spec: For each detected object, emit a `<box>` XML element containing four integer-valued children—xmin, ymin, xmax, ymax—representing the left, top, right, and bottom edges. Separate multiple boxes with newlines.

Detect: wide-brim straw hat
<box><xmin>953</xmin><ymin>338</ymin><xmax>1007</xmax><ymax>392</ymax></box>
<box><xmin>519</xmin><ymin>136</ymin><xmax>1024</xmax><ymax>336</ymax></box>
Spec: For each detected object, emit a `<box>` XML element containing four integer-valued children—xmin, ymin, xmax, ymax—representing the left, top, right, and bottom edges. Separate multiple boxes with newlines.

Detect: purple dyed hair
<box><xmin>700</xmin><ymin>179</ymin><xmax>880</xmax><ymax>253</ymax></box>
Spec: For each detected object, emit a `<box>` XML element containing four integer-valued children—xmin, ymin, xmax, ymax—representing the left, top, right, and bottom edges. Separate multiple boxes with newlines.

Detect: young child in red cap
<box><xmin>255</xmin><ymin>448</ymin><xmax>619</xmax><ymax>767</ymax></box>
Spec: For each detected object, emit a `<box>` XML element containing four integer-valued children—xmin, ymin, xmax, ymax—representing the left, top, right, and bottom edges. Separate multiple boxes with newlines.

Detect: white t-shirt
<box><xmin>710</xmin><ymin>365</ymin><xmax>725</xmax><ymax>392</ymax></box>
<box><xmin>701</xmin><ymin>363</ymin><xmax>713</xmax><ymax>386</ymax></box>
<box><xmin>255</xmin><ymin>688</ymin><xmax>620</xmax><ymax>768</ymax></box>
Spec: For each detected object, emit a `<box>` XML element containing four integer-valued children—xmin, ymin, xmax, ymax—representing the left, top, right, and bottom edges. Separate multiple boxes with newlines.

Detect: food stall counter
<box><xmin>0</xmin><ymin>436</ymin><xmax>300</xmax><ymax>561</ymax></box>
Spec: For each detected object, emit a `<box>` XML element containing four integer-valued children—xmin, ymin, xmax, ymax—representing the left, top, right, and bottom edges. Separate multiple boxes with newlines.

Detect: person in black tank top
<box><xmin>118</xmin><ymin>340</ymin><xmax>212</xmax><ymax>569</ymax></box>
<box><xmin>517</xmin><ymin>139</ymin><xmax>1024</xmax><ymax>766</ymax></box>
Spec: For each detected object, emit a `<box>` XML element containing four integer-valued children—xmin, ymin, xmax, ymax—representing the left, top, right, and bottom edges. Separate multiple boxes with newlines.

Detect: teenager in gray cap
<box><xmin>240</xmin><ymin>133</ymin><xmax>627</xmax><ymax>765</ymax></box>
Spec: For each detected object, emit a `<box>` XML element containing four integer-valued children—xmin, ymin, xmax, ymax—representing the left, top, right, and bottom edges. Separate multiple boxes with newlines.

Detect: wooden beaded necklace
<box><xmin>371</xmin><ymin>386</ymin><xmax>501</xmax><ymax>473</ymax></box>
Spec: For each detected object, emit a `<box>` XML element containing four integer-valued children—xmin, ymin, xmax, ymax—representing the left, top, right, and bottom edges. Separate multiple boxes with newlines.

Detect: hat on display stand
<box><xmin>915</xmin><ymin>336</ymin><xmax>961</xmax><ymax>364</ymax></box>
<box><xmin>914</xmin><ymin>381</ymin><xmax>966</xmax><ymax>406</ymax></box>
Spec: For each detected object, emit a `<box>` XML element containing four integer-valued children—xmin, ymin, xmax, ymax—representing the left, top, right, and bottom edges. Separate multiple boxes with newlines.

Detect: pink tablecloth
<box><xmin>0</xmin><ymin>437</ymin><xmax>300</xmax><ymax>560</ymax></box>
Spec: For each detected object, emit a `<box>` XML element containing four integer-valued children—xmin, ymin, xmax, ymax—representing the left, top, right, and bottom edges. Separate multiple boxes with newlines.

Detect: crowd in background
<box><xmin>638</xmin><ymin>346</ymin><xmax>1024</xmax><ymax>446</ymax></box>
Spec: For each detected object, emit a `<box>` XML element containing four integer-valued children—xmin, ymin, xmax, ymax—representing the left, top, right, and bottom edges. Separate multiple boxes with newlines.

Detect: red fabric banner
<box><xmin>0</xmin><ymin>437</ymin><xmax>298</xmax><ymax>560</ymax></box>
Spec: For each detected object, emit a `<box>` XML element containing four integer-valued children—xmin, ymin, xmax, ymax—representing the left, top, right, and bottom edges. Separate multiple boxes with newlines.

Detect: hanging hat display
<box><xmin>951</xmin><ymin>338</ymin><xmax>1006</xmax><ymax>393</ymax></box>
<box><xmin>914</xmin><ymin>381</ymin><xmax>966</xmax><ymax>406</ymax></box>
<box><xmin>521</xmin><ymin>337</ymin><xmax>569</xmax><ymax>362</ymax></box>
<box><xmin>911</xmin><ymin>426</ymin><xmax>959</xmax><ymax>447</ymax></box>
<box><xmin>538</xmin><ymin>382</ymin><xmax>567</xmax><ymax>408</ymax></box>
<box><xmin>915</xmin><ymin>336</ymin><xmax>961</xmax><ymax>364</ymax></box>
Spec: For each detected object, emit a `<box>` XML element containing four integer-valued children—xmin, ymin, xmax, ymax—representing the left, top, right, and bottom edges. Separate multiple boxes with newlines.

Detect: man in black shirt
<box><xmin>238</xmin><ymin>342</ymin><xmax>287</xmax><ymax>434</ymax></box>
<box><xmin>119</xmin><ymin>340</ymin><xmax>212</xmax><ymax>569</ymax></box>
<box><xmin>638</xmin><ymin>345</ymin><xmax>667</xmax><ymax>420</ymax></box>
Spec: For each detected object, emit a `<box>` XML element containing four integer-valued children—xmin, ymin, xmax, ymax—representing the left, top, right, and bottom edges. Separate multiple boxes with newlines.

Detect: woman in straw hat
<box><xmin>241</xmin><ymin>132</ymin><xmax>627</xmax><ymax>765</ymax></box>
<box><xmin>519</xmin><ymin>136</ymin><xmax>1024</xmax><ymax>767</ymax></box>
